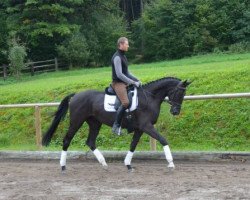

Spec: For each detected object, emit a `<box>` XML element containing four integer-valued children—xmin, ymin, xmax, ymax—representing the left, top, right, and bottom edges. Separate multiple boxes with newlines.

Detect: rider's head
<box><xmin>117</xmin><ymin>37</ymin><xmax>129</xmax><ymax>52</ymax></box>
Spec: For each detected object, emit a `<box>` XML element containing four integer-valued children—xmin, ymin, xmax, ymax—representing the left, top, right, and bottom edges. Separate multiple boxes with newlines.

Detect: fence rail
<box><xmin>0</xmin><ymin>58</ymin><xmax>61</xmax><ymax>79</ymax></box>
<box><xmin>166</xmin><ymin>92</ymin><xmax>250</xmax><ymax>100</ymax></box>
<box><xmin>26</xmin><ymin>59</ymin><xmax>55</xmax><ymax>65</ymax></box>
<box><xmin>0</xmin><ymin>93</ymin><xmax>249</xmax><ymax>150</ymax></box>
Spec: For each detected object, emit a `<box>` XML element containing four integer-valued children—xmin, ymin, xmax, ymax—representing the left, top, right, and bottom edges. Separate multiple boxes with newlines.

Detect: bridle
<box><xmin>137</xmin><ymin>84</ymin><xmax>186</xmax><ymax>107</ymax></box>
<box><xmin>168</xmin><ymin>85</ymin><xmax>186</xmax><ymax>107</ymax></box>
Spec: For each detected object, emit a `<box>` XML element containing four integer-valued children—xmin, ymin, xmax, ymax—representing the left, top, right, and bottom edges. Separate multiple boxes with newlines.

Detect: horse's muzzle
<box><xmin>170</xmin><ymin>105</ymin><xmax>181</xmax><ymax>115</ymax></box>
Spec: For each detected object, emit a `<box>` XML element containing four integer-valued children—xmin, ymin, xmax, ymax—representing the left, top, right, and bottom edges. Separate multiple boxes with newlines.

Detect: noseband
<box><xmin>168</xmin><ymin>86</ymin><xmax>186</xmax><ymax>106</ymax></box>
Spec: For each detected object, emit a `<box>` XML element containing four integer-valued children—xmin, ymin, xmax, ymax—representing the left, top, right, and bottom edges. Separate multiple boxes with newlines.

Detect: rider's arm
<box><xmin>114</xmin><ymin>56</ymin><xmax>135</xmax><ymax>84</ymax></box>
<box><xmin>127</xmin><ymin>72</ymin><xmax>139</xmax><ymax>82</ymax></box>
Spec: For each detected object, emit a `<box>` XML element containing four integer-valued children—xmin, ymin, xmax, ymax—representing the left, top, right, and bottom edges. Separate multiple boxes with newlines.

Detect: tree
<box><xmin>132</xmin><ymin>0</ymin><xmax>250</xmax><ymax>62</ymax></box>
<box><xmin>6</xmin><ymin>0</ymin><xmax>79</xmax><ymax>61</ymax></box>
<box><xmin>83</xmin><ymin>11</ymin><xmax>128</xmax><ymax>66</ymax></box>
<box><xmin>57</xmin><ymin>32</ymin><xmax>90</xmax><ymax>68</ymax></box>
<box><xmin>132</xmin><ymin>0</ymin><xmax>196</xmax><ymax>61</ymax></box>
<box><xmin>69</xmin><ymin>0</ymin><xmax>128</xmax><ymax>66</ymax></box>
<box><xmin>0</xmin><ymin>1</ymin><xmax>9</xmax><ymax>65</ymax></box>
<box><xmin>5</xmin><ymin>0</ymin><xmax>129</xmax><ymax>66</ymax></box>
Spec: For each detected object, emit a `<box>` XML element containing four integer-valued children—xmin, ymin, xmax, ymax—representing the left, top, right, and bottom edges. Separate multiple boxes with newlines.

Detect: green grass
<box><xmin>0</xmin><ymin>52</ymin><xmax>249</xmax><ymax>151</ymax></box>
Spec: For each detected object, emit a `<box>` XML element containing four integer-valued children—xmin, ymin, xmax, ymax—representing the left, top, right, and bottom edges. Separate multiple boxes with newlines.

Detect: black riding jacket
<box><xmin>111</xmin><ymin>49</ymin><xmax>138</xmax><ymax>84</ymax></box>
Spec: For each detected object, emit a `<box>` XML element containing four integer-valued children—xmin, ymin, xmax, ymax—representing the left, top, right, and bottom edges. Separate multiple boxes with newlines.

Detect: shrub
<box><xmin>57</xmin><ymin>32</ymin><xmax>90</xmax><ymax>68</ymax></box>
<box><xmin>228</xmin><ymin>42</ymin><xmax>250</xmax><ymax>53</ymax></box>
<box><xmin>8</xmin><ymin>39</ymin><xmax>27</xmax><ymax>79</ymax></box>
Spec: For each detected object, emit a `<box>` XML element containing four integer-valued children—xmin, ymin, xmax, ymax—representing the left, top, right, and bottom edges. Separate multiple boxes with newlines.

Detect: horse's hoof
<box><xmin>167</xmin><ymin>166</ymin><xmax>175</xmax><ymax>173</ymax></box>
<box><xmin>61</xmin><ymin>166</ymin><xmax>66</xmax><ymax>173</ymax></box>
<box><xmin>127</xmin><ymin>165</ymin><xmax>135</xmax><ymax>173</ymax></box>
<box><xmin>102</xmin><ymin>164</ymin><xmax>109</xmax><ymax>171</ymax></box>
<box><xmin>168</xmin><ymin>162</ymin><xmax>175</xmax><ymax>168</ymax></box>
<box><xmin>128</xmin><ymin>168</ymin><xmax>135</xmax><ymax>173</ymax></box>
<box><xmin>167</xmin><ymin>163</ymin><xmax>175</xmax><ymax>172</ymax></box>
<box><xmin>168</xmin><ymin>167</ymin><xmax>175</xmax><ymax>172</ymax></box>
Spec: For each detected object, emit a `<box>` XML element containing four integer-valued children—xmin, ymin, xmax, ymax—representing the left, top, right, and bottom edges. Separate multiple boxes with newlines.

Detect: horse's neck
<box><xmin>144</xmin><ymin>79</ymin><xmax>178</xmax><ymax>102</ymax></box>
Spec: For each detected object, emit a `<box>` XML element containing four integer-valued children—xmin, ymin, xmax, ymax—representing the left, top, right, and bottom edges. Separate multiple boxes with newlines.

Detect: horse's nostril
<box><xmin>171</xmin><ymin>108</ymin><xmax>180</xmax><ymax>115</ymax></box>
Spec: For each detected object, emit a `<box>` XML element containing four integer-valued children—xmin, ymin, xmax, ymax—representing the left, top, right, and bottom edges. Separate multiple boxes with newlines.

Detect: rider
<box><xmin>111</xmin><ymin>37</ymin><xmax>141</xmax><ymax>135</ymax></box>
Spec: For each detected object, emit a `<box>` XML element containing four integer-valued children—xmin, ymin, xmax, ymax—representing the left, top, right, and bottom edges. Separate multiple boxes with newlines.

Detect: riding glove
<box><xmin>133</xmin><ymin>81</ymin><xmax>141</xmax><ymax>88</ymax></box>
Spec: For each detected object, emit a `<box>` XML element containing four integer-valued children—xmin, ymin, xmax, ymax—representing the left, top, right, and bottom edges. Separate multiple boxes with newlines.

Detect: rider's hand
<box><xmin>133</xmin><ymin>81</ymin><xmax>140</xmax><ymax>88</ymax></box>
<box><xmin>138</xmin><ymin>81</ymin><xmax>142</xmax><ymax>86</ymax></box>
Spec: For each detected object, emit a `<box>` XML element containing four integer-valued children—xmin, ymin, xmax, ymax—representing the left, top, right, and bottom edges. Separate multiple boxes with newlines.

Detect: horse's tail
<box><xmin>42</xmin><ymin>93</ymin><xmax>75</xmax><ymax>146</ymax></box>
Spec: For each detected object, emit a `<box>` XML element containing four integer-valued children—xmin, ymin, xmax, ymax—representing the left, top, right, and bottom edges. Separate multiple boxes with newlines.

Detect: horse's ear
<box><xmin>182</xmin><ymin>80</ymin><xmax>192</xmax><ymax>87</ymax></box>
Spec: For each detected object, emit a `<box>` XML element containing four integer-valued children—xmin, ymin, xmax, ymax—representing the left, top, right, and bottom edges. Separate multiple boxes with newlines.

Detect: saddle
<box><xmin>104</xmin><ymin>85</ymin><xmax>138</xmax><ymax>112</ymax></box>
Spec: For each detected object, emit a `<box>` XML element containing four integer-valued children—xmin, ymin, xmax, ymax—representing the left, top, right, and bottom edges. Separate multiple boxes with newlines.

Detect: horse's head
<box><xmin>168</xmin><ymin>80</ymin><xmax>191</xmax><ymax>115</ymax></box>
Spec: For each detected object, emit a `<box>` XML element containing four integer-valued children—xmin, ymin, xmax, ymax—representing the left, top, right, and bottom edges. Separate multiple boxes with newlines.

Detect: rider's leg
<box><xmin>111</xmin><ymin>82</ymin><xmax>129</xmax><ymax>135</ymax></box>
<box><xmin>112</xmin><ymin>105</ymin><xmax>126</xmax><ymax>135</ymax></box>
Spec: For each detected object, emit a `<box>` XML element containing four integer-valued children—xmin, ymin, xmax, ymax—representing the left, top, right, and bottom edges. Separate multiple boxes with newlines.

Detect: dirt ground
<box><xmin>0</xmin><ymin>159</ymin><xmax>249</xmax><ymax>200</ymax></box>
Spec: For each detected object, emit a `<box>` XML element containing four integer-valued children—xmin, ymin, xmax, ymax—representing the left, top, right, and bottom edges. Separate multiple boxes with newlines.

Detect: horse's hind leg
<box><xmin>85</xmin><ymin>117</ymin><xmax>108</xmax><ymax>169</ymax></box>
<box><xmin>60</xmin><ymin>120</ymin><xmax>84</xmax><ymax>171</ymax></box>
<box><xmin>125</xmin><ymin>129</ymin><xmax>143</xmax><ymax>172</ymax></box>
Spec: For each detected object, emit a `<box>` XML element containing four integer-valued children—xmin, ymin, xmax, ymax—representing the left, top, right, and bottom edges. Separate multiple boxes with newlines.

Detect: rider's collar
<box><xmin>118</xmin><ymin>49</ymin><xmax>125</xmax><ymax>55</ymax></box>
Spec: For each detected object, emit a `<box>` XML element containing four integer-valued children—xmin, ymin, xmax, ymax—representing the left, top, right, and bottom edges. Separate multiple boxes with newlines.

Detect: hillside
<box><xmin>0</xmin><ymin>53</ymin><xmax>249</xmax><ymax>151</ymax></box>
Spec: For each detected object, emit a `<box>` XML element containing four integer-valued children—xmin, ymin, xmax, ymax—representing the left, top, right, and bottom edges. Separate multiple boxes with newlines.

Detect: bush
<box><xmin>57</xmin><ymin>32</ymin><xmax>90</xmax><ymax>68</ymax></box>
<box><xmin>8</xmin><ymin>39</ymin><xmax>27</xmax><ymax>79</ymax></box>
<box><xmin>228</xmin><ymin>42</ymin><xmax>250</xmax><ymax>53</ymax></box>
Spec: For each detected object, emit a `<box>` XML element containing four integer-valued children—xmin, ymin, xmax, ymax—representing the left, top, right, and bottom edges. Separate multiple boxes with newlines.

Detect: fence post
<box><xmin>3</xmin><ymin>64</ymin><xmax>7</xmax><ymax>80</ymax></box>
<box><xmin>55</xmin><ymin>57</ymin><xmax>58</xmax><ymax>71</ymax></box>
<box><xmin>30</xmin><ymin>63</ymin><xmax>35</xmax><ymax>76</ymax></box>
<box><xmin>150</xmin><ymin>138</ymin><xmax>157</xmax><ymax>151</ymax></box>
<box><xmin>35</xmin><ymin>106</ymin><xmax>42</xmax><ymax>150</ymax></box>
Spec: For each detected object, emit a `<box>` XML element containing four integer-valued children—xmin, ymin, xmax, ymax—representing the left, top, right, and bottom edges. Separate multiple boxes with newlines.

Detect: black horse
<box><xmin>42</xmin><ymin>77</ymin><xmax>190</xmax><ymax>172</ymax></box>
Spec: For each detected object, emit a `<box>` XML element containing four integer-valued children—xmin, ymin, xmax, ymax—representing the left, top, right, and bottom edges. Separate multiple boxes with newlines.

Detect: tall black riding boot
<box><xmin>112</xmin><ymin>105</ymin><xmax>126</xmax><ymax>135</ymax></box>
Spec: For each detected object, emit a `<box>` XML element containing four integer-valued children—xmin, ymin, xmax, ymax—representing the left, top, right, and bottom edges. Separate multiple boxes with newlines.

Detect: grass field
<box><xmin>0</xmin><ymin>52</ymin><xmax>249</xmax><ymax>151</ymax></box>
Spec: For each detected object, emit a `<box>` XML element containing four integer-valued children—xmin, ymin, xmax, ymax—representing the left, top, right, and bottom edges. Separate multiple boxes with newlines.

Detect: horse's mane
<box><xmin>143</xmin><ymin>77</ymin><xmax>181</xmax><ymax>89</ymax></box>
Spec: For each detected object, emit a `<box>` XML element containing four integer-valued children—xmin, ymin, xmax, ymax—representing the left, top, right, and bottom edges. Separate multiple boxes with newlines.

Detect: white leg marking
<box><xmin>124</xmin><ymin>151</ymin><xmax>134</xmax><ymax>166</ymax></box>
<box><xmin>60</xmin><ymin>150</ymin><xmax>67</xmax><ymax>167</ymax></box>
<box><xmin>93</xmin><ymin>149</ymin><xmax>108</xmax><ymax>167</ymax></box>
<box><xmin>163</xmin><ymin>145</ymin><xmax>175</xmax><ymax>168</ymax></box>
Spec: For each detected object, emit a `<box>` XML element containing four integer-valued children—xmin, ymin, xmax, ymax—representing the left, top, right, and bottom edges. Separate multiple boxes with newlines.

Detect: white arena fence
<box><xmin>0</xmin><ymin>93</ymin><xmax>249</xmax><ymax>150</ymax></box>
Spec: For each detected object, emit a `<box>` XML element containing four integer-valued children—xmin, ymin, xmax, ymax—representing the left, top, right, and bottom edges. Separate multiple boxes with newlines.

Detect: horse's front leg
<box><xmin>85</xmin><ymin>118</ymin><xmax>108</xmax><ymax>169</ymax></box>
<box><xmin>125</xmin><ymin>129</ymin><xmax>143</xmax><ymax>172</ymax></box>
<box><xmin>142</xmin><ymin>124</ymin><xmax>175</xmax><ymax>170</ymax></box>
